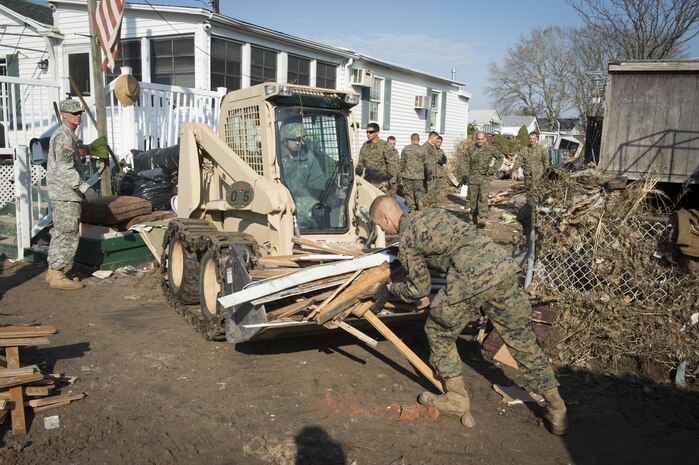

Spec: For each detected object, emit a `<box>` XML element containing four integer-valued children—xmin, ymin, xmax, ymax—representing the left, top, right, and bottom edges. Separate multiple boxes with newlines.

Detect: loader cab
<box><xmin>275</xmin><ymin>107</ymin><xmax>354</xmax><ymax>234</ymax></box>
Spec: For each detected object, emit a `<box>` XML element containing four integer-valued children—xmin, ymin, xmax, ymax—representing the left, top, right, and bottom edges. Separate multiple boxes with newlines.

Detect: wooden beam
<box><xmin>0</xmin><ymin>338</ymin><xmax>50</xmax><ymax>347</ymax></box>
<box><xmin>292</xmin><ymin>237</ymin><xmax>364</xmax><ymax>256</ymax></box>
<box><xmin>358</xmin><ymin>309</ymin><xmax>444</xmax><ymax>393</ymax></box>
<box><xmin>26</xmin><ymin>393</ymin><xmax>85</xmax><ymax>408</ymax></box>
<box><xmin>0</xmin><ymin>365</ymin><xmax>39</xmax><ymax>377</ymax></box>
<box><xmin>314</xmin><ymin>264</ymin><xmax>390</xmax><ymax>325</ymax></box>
<box><xmin>6</xmin><ymin>347</ymin><xmax>26</xmax><ymax>435</ymax></box>
<box><xmin>0</xmin><ymin>325</ymin><xmax>56</xmax><ymax>337</ymax></box>
<box><xmin>265</xmin><ymin>290</ymin><xmax>334</xmax><ymax>320</ymax></box>
<box><xmin>0</xmin><ymin>372</ymin><xmax>44</xmax><ymax>389</ymax></box>
<box><xmin>307</xmin><ymin>269</ymin><xmax>362</xmax><ymax>320</ymax></box>
<box><xmin>331</xmin><ymin>314</ymin><xmax>378</xmax><ymax>348</ymax></box>
<box><xmin>33</xmin><ymin>400</ymin><xmax>71</xmax><ymax>414</ymax></box>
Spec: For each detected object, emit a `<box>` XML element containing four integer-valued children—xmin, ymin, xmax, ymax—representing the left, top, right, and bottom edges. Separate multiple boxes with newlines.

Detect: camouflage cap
<box><xmin>281</xmin><ymin>123</ymin><xmax>303</xmax><ymax>140</ymax></box>
<box><xmin>59</xmin><ymin>99</ymin><xmax>84</xmax><ymax>113</ymax></box>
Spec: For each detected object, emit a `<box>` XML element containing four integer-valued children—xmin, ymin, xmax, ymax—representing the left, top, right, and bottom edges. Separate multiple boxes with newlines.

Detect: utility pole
<box><xmin>86</xmin><ymin>0</ymin><xmax>111</xmax><ymax>195</ymax></box>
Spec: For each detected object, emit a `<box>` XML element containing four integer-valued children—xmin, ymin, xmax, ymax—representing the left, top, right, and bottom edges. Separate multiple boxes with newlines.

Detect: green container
<box><xmin>74</xmin><ymin>232</ymin><xmax>153</xmax><ymax>270</ymax></box>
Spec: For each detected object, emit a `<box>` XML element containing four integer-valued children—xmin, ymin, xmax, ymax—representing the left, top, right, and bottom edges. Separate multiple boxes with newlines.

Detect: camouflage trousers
<box><xmin>424</xmin><ymin>274</ymin><xmax>558</xmax><ymax>394</ymax></box>
<box><xmin>468</xmin><ymin>177</ymin><xmax>490</xmax><ymax>222</ymax></box>
<box><xmin>423</xmin><ymin>176</ymin><xmax>443</xmax><ymax>207</ymax></box>
<box><xmin>48</xmin><ymin>200</ymin><xmax>81</xmax><ymax>271</ymax></box>
<box><xmin>402</xmin><ymin>179</ymin><xmax>425</xmax><ymax>211</ymax></box>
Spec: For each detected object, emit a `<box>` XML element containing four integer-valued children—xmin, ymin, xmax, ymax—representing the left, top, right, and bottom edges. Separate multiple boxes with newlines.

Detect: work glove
<box><xmin>79</xmin><ymin>184</ymin><xmax>99</xmax><ymax>202</ymax></box>
<box><xmin>83</xmin><ymin>136</ymin><xmax>109</xmax><ymax>160</ymax></box>
<box><xmin>378</xmin><ymin>180</ymin><xmax>389</xmax><ymax>193</ymax></box>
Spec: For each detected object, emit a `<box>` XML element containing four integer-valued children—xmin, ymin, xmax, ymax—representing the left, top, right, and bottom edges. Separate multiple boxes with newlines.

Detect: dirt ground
<box><xmin>1</xmin><ymin>180</ymin><xmax>698</xmax><ymax>465</ymax></box>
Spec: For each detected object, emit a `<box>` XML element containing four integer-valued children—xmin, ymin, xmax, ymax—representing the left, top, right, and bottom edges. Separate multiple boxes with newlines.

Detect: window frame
<box><xmin>211</xmin><ymin>36</ymin><xmax>243</xmax><ymax>91</ymax></box>
<box><xmin>315</xmin><ymin>62</ymin><xmax>336</xmax><ymax>89</ymax></box>
<box><xmin>150</xmin><ymin>35</ymin><xmax>195</xmax><ymax>87</ymax></box>
<box><xmin>430</xmin><ymin>91</ymin><xmax>440</xmax><ymax>131</ymax></box>
<box><xmin>250</xmin><ymin>46</ymin><xmax>278</xmax><ymax>86</ymax></box>
<box><xmin>106</xmin><ymin>39</ymin><xmax>143</xmax><ymax>82</ymax></box>
<box><xmin>368</xmin><ymin>77</ymin><xmax>383</xmax><ymax>124</ymax></box>
<box><xmin>287</xmin><ymin>55</ymin><xmax>310</xmax><ymax>86</ymax></box>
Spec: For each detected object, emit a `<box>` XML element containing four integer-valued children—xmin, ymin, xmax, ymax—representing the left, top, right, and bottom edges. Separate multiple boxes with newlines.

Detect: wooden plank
<box><xmin>265</xmin><ymin>290</ymin><xmax>334</xmax><ymax>320</ymax></box>
<box><xmin>331</xmin><ymin>312</ymin><xmax>378</xmax><ymax>348</ymax></box>
<box><xmin>219</xmin><ymin>251</ymin><xmax>394</xmax><ymax>309</ymax></box>
<box><xmin>33</xmin><ymin>400</ymin><xmax>71</xmax><ymax>414</ymax></box>
<box><xmin>0</xmin><ymin>372</ymin><xmax>44</xmax><ymax>389</ymax></box>
<box><xmin>0</xmin><ymin>338</ymin><xmax>50</xmax><ymax>347</ymax></box>
<box><xmin>315</xmin><ymin>264</ymin><xmax>391</xmax><ymax>325</ymax></box>
<box><xmin>0</xmin><ymin>365</ymin><xmax>40</xmax><ymax>378</ymax></box>
<box><xmin>27</xmin><ymin>393</ymin><xmax>85</xmax><ymax>408</ymax></box>
<box><xmin>307</xmin><ymin>269</ymin><xmax>363</xmax><ymax>320</ymax></box>
<box><xmin>0</xmin><ymin>325</ymin><xmax>56</xmax><ymax>336</ymax></box>
<box><xmin>6</xmin><ymin>347</ymin><xmax>26</xmax><ymax>435</ymax></box>
<box><xmin>292</xmin><ymin>237</ymin><xmax>364</xmax><ymax>256</ymax></box>
<box><xmin>24</xmin><ymin>386</ymin><xmax>50</xmax><ymax>397</ymax></box>
<box><xmin>360</xmin><ymin>309</ymin><xmax>444</xmax><ymax>393</ymax></box>
<box><xmin>0</xmin><ymin>399</ymin><xmax>7</xmax><ymax>410</ymax></box>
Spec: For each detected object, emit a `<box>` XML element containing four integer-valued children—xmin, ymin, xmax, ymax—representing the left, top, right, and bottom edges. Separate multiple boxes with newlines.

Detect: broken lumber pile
<box><xmin>218</xmin><ymin>241</ymin><xmax>444</xmax><ymax>392</ymax></box>
<box><xmin>0</xmin><ymin>325</ymin><xmax>84</xmax><ymax>435</ymax></box>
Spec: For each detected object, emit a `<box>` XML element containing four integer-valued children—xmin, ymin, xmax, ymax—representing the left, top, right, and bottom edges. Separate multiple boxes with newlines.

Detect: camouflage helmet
<box><xmin>59</xmin><ymin>99</ymin><xmax>84</xmax><ymax>113</ymax></box>
<box><xmin>281</xmin><ymin>123</ymin><xmax>304</xmax><ymax>140</ymax></box>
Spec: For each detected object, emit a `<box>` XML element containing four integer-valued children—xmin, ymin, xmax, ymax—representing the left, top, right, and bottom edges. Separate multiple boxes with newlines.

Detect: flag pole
<box><xmin>86</xmin><ymin>0</ymin><xmax>112</xmax><ymax>195</ymax></box>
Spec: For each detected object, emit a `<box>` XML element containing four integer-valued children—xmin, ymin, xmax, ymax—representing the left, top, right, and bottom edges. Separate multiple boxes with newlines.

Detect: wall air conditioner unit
<box><xmin>414</xmin><ymin>95</ymin><xmax>428</xmax><ymax>109</ymax></box>
<box><xmin>351</xmin><ymin>68</ymin><xmax>375</xmax><ymax>87</ymax></box>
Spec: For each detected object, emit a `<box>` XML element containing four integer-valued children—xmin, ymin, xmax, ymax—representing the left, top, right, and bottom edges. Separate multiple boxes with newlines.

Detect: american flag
<box><xmin>94</xmin><ymin>0</ymin><xmax>125</xmax><ymax>72</ymax></box>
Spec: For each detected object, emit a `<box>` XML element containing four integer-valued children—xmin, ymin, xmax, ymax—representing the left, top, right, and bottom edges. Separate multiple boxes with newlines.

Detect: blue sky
<box><xmin>134</xmin><ymin>0</ymin><xmax>699</xmax><ymax>109</ymax></box>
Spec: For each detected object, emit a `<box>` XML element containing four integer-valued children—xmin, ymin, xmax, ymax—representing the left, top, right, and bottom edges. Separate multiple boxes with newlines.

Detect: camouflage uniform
<box><xmin>461</xmin><ymin>144</ymin><xmax>503</xmax><ymax>223</ymax></box>
<box><xmin>47</xmin><ymin>124</ymin><xmax>90</xmax><ymax>271</ymax></box>
<box><xmin>399</xmin><ymin>143</ymin><xmax>425</xmax><ymax>211</ymax></box>
<box><xmin>388</xmin><ymin>208</ymin><xmax>559</xmax><ymax>394</ymax></box>
<box><xmin>518</xmin><ymin>144</ymin><xmax>550</xmax><ymax>234</ymax></box>
<box><xmin>422</xmin><ymin>142</ymin><xmax>444</xmax><ymax>207</ymax></box>
<box><xmin>355</xmin><ymin>139</ymin><xmax>398</xmax><ymax>196</ymax></box>
<box><xmin>280</xmin><ymin>146</ymin><xmax>327</xmax><ymax>230</ymax></box>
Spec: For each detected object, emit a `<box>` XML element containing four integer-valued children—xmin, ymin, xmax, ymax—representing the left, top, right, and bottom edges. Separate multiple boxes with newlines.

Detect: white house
<box><xmin>0</xmin><ymin>0</ymin><xmax>470</xmax><ymax>157</ymax></box>
<box><xmin>500</xmin><ymin>115</ymin><xmax>539</xmax><ymax>138</ymax></box>
<box><xmin>468</xmin><ymin>109</ymin><xmax>502</xmax><ymax>135</ymax></box>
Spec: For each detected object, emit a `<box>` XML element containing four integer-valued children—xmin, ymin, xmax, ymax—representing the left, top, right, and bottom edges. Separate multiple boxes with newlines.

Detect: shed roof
<box><xmin>608</xmin><ymin>60</ymin><xmax>699</xmax><ymax>73</ymax></box>
<box><xmin>469</xmin><ymin>109</ymin><xmax>502</xmax><ymax>124</ymax></box>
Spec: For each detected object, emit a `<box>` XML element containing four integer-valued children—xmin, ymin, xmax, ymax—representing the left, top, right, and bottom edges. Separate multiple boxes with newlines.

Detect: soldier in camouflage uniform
<box><xmin>386</xmin><ymin>135</ymin><xmax>400</xmax><ymax>194</ymax></box>
<box><xmin>369</xmin><ymin>195</ymin><xmax>568</xmax><ymax>435</ymax></box>
<box><xmin>278</xmin><ymin>122</ymin><xmax>328</xmax><ymax>230</ymax></box>
<box><xmin>461</xmin><ymin>131</ymin><xmax>504</xmax><ymax>227</ymax></box>
<box><xmin>399</xmin><ymin>133</ymin><xmax>425</xmax><ymax>211</ymax></box>
<box><xmin>46</xmin><ymin>99</ymin><xmax>99</xmax><ymax>290</ymax></box>
<box><xmin>422</xmin><ymin>131</ymin><xmax>442</xmax><ymax>207</ymax></box>
<box><xmin>355</xmin><ymin>123</ymin><xmax>398</xmax><ymax>196</ymax></box>
<box><xmin>517</xmin><ymin>132</ymin><xmax>550</xmax><ymax>235</ymax></box>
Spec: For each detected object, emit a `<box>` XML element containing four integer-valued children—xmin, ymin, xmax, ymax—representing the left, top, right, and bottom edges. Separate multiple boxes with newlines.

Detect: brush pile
<box><xmin>530</xmin><ymin>168</ymin><xmax>698</xmax><ymax>387</ymax></box>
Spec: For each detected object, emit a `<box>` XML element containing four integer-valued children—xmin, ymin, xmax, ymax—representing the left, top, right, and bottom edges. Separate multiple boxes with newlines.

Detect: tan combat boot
<box><xmin>542</xmin><ymin>387</ymin><xmax>568</xmax><ymax>435</ymax></box>
<box><xmin>49</xmin><ymin>270</ymin><xmax>84</xmax><ymax>290</ymax></box>
<box><xmin>419</xmin><ymin>377</ymin><xmax>476</xmax><ymax>427</ymax></box>
<box><xmin>45</xmin><ymin>269</ymin><xmax>59</xmax><ymax>283</ymax></box>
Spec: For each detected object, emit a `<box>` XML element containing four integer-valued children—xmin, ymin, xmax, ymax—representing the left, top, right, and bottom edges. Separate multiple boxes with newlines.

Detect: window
<box><xmin>68</xmin><ymin>53</ymin><xmax>91</xmax><ymax>96</ymax></box>
<box><xmin>287</xmin><ymin>56</ymin><xmax>310</xmax><ymax>86</ymax></box>
<box><xmin>368</xmin><ymin>77</ymin><xmax>382</xmax><ymax>123</ymax></box>
<box><xmin>430</xmin><ymin>91</ymin><xmax>440</xmax><ymax>130</ymax></box>
<box><xmin>250</xmin><ymin>46</ymin><xmax>277</xmax><ymax>85</ymax></box>
<box><xmin>106</xmin><ymin>40</ymin><xmax>142</xmax><ymax>82</ymax></box>
<box><xmin>211</xmin><ymin>37</ymin><xmax>242</xmax><ymax>91</ymax></box>
<box><xmin>151</xmin><ymin>37</ymin><xmax>195</xmax><ymax>87</ymax></box>
<box><xmin>315</xmin><ymin>62</ymin><xmax>336</xmax><ymax>89</ymax></box>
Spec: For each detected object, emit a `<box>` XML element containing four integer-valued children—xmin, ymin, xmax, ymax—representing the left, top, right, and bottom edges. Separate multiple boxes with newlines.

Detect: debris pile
<box><xmin>1</xmin><ymin>325</ymin><xmax>84</xmax><ymax>435</ymax></box>
<box><xmin>530</xmin><ymin>169</ymin><xmax>698</xmax><ymax>386</ymax></box>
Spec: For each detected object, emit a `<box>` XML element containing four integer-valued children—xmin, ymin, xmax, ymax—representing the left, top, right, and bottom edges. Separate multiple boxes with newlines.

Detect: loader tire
<box><xmin>199</xmin><ymin>249</ymin><xmax>222</xmax><ymax>320</ymax></box>
<box><xmin>167</xmin><ymin>238</ymin><xmax>200</xmax><ymax>305</ymax></box>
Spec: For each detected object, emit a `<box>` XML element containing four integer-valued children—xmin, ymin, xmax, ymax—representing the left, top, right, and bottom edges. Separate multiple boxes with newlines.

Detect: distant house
<box><xmin>500</xmin><ymin>115</ymin><xmax>539</xmax><ymax>138</ymax></box>
<box><xmin>0</xmin><ymin>0</ymin><xmax>471</xmax><ymax>157</ymax></box>
<box><xmin>537</xmin><ymin>117</ymin><xmax>585</xmax><ymax>154</ymax></box>
<box><xmin>468</xmin><ymin>109</ymin><xmax>502</xmax><ymax>135</ymax></box>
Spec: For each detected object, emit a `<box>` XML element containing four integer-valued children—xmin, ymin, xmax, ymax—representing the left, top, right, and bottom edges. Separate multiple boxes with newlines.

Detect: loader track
<box><xmin>161</xmin><ymin>218</ymin><xmax>259</xmax><ymax>341</ymax></box>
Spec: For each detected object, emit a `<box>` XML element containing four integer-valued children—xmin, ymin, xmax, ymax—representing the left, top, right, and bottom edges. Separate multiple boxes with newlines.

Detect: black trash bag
<box><xmin>131</xmin><ymin>145</ymin><xmax>180</xmax><ymax>175</ymax></box>
<box><xmin>118</xmin><ymin>169</ymin><xmax>174</xmax><ymax>211</ymax></box>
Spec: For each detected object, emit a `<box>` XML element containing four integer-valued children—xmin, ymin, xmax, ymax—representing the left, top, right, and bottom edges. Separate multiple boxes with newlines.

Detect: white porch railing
<box><xmin>0</xmin><ymin>77</ymin><xmax>62</xmax><ymax>156</ymax></box>
<box><xmin>1</xmin><ymin>72</ymin><xmax>227</xmax><ymax>259</ymax></box>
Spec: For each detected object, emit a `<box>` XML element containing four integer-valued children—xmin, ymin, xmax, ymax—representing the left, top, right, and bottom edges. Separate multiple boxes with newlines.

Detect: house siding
<box><xmin>0</xmin><ymin>11</ymin><xmax>51</xmax><ymax>81</ymax></box>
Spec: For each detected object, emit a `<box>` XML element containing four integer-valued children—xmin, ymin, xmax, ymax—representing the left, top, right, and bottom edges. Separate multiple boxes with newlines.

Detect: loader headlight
<box><xmin>264</xmin><ymin>85</ymin><xmax>277</xmax><ymax>96</ymax></box>
<box><xmin>278</xmin><ymin>85</ymin><xmax>293</xmax><ymax>97</ymax></box>
<box><xmin>343</xmin><ymin>94</ymin><xmax>359</xmax><ymax>105</ymax></box>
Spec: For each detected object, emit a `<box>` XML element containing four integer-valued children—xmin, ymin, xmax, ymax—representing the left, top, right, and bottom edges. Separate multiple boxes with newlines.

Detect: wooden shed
<box><xmin>598</xmin><ymin>61</ymin><xmax>699</xmax><ymax>183</ymax></box>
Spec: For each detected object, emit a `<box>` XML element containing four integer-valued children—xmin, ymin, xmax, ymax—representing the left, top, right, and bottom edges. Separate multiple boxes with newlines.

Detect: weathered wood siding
<box><xmin>599</xmin><ymin>67</ymin><xmax>699</xmax><ymax>183</ymax></box>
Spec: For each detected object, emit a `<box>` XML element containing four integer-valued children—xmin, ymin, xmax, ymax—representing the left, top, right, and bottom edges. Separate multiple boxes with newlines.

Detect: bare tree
<box><xmin>567</xmin><ymin>0</ymin><xmax>699</xmax><ymax>60</ymax></box>
<box><xmin>487</xmin><ymin>26</ymin><xmax>576</xmax><ymax>130</ymax></box>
